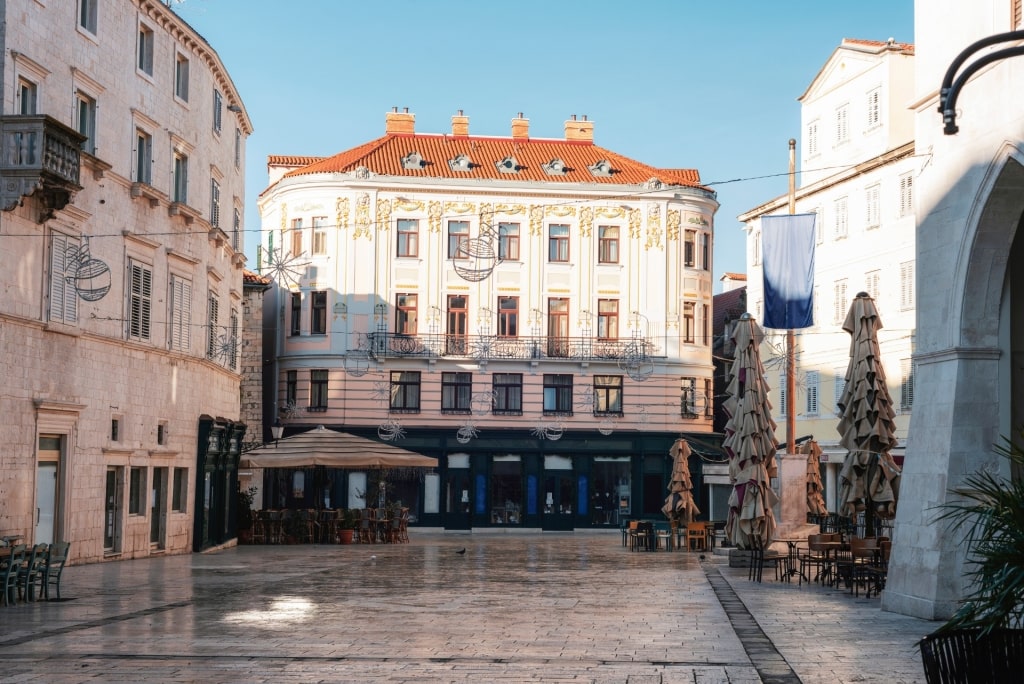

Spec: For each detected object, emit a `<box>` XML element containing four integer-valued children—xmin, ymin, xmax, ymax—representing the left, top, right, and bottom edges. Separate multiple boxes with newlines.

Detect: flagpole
<box><xmin>786</xmin><ymin>138</ymin><xmax>797</xmax><ymax>456</ymax></box>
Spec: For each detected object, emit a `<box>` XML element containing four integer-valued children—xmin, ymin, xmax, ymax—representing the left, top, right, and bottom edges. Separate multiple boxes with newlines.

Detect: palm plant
<box><xmin>933</xmin><ymin>432</ymin><xmax>1024</xmax><ymax>636</ymax></box>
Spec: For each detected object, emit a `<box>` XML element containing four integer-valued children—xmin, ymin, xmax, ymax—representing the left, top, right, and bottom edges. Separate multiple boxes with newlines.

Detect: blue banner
<box><xmin>761</xmin><ymin>213</ymin><xmax>816</xmax><ymax>329</ymax></box>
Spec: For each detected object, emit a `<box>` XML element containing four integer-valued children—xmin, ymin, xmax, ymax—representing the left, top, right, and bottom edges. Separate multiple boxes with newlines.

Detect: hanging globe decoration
<box><xmin>378</xmin><ymin>419</ymin><xmax>405</xmax><ymax>441</ymax></box>
<box><xmin>456</xmin><ymin>422</ymin><xmax>479</xmax><ymax>444</ymax></box>
<box><xmin>343</xmin><ymin>350</ymin><xmax>371</xmax><ymax>377</ymax></box>
<box><xmin>597</xmin><ymin>419</ymin><xmax>615</xmax><ymax>436</ymax></box>
<box><xmin>64</xmin><ymin>238</ymin><xmax>111</xmax><ymax>302</ymax></box>
<box><xmin>452</xmin><ymin>237</ymin><xmax>500</xmax><ymax>282</ymax></box>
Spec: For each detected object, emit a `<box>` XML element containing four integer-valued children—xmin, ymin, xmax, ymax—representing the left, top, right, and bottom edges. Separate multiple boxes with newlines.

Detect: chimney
<box><xmin>451</xmin><ymin>109</ymin><xmax>469</xmax><ymax>136</ymax></box>
<box><xmin>385</xmin><ymin>106</ymin><xmax>415</xmax><ymax>135</ymax></box>
<box><xmin>511</xmin><ymin>112</ymin><xmax>529</xmax><ymax>140</ymax></box>
<box><xmin>565</xmin><ymin>114</ymin><xmax>594</xmax><ymax>142</ymax></box>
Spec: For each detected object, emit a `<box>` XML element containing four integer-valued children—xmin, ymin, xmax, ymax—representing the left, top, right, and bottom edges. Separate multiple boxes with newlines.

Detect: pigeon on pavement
<box><xmin>456</xmin><ymin>547</ymin><xmax>467</xmax><ymax>555</ymax></box>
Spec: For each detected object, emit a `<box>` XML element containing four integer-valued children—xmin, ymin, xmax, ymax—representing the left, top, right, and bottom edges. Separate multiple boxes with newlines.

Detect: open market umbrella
<box><xmin>801</xmin><ymin>440</ymin><xmax>828</xmax><ymax>516</ymax></box>
<box><xmin>723</xmin><ymin>313</ymin><xmax>779</xmax><ymax>550</ymax></box>
<box><xmin>662</xmin><ymin>439</ymin><xmax>700</xmax><ymax>525</ymax></box>
<box><xmin>836</xmin><ymin>293</ymin><xmax>902</xmax><ymax>536</ymax></box>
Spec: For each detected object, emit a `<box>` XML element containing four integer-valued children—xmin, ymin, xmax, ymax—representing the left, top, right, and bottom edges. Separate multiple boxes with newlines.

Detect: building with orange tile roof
<box><xmin>256</xmin><ymin>109</ymin><xmax>719</xmax><ymax>529</ymax></box>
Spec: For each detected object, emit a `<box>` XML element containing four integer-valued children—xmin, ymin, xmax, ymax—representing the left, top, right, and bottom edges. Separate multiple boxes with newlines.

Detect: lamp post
<box><xmin>270</xmin><ymin>421</ymin><xmax>284</xmax><ymax>447</ymax></box>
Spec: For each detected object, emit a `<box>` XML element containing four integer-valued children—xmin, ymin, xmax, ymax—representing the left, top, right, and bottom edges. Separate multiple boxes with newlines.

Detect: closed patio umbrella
<box><xmin>836</xmin><ymin>293</ymin><xmax>902</xmax><ymax>537</ymax></box>
<box><xmin>662</xmin><ymin>439</ymin><xmax>700</xmax><ymax>525</ymax></box>
<box><xmin>801</xmin><ymin>440</ymin><xmax>828</xmax><ymax>516</ymax></box>
<box><xmin>723</xmin><ymin>314</ymin><xmax>779</xmax><ymax>550</ymax></box>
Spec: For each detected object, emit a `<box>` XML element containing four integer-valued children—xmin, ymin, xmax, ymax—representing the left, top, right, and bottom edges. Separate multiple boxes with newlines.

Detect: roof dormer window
<box><xmin>542</xmin><ymin>158</ymin><xmax>567</xmax><ymax>175</ymax></box>
<box><xmin>449</xmin><ymin>154</ymin><xmax>473</xmax><ymax>172</ymax></box>
<box><xmin>496</xmin><ymin>156</ymin><xmax>519</xmax><ymax>174</ymax></box>
<box><xmin>589</xmin><ymin>159</ymin><xmax>613</xmax><ymax>177</ymax></box>
<box><xmin>402</xmin><ymin>151</ymin><xmax>425</xmax><ymax>170</ymax></box>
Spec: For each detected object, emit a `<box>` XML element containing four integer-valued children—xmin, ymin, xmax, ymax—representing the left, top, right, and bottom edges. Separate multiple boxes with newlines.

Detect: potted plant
<box><xmin>919</xmin><ymin>432</ymin><xmax>1024</xmax><ymax>682</ymax></box>
<box><xmin>236</xmin><ymin>486</ymin><xmax>257</xmax><ymax>544</ymax></box>
<box><xmin>338</xmin><ymin>508</ymin><xmax>357</xmax><ymax>544</ymax></box>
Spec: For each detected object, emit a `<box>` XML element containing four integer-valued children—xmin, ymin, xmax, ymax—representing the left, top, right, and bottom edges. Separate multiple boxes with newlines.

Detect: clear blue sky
<box><xmin>173</xmin><ymin>0</ymin><xmax>913</xmax><ymax>287</ymax></box>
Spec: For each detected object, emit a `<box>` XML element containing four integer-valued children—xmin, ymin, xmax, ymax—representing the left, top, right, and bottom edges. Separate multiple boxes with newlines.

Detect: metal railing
<box><xmin>363</xmin><ymin>332</ymin><xmax>657</xmax><ymax>363</ymax></box>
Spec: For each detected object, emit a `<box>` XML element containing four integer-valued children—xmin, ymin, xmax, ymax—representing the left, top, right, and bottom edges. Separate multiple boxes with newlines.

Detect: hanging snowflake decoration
<box><xmin>378</xmin><ymin>419</ymin><xmax>405</xmax><ymax>441</ymax></box>
<box><xmin>261</xmin><ymin>246</ymin><xmax>309</xmax><ymax>289</ymax></box>
<box><xmin>63</xmin><ymin>236</ymin><xmax>111</xmax><ymax>302</ymax></box>
<box><xmin>279</xmin><ymin>399</ymin><xmax>303</xmax><ymax>420</ymax></box>
<box><xmin>213</xmin><ymin>329</ymin><xmax>239</xmax><ymax>364</ymax></box>
<box><xmin>371</xmin><ymin>380</ymin><xmax>392</xmax><ymax>404</ymax></box>
<box><xmin>636</xmin><ymin>405</ymin><xmax>650</xmax><ymax>425</ymax></box>
<box><xmin>531</xmin><ymin>422</ymin><xmax>564</xmax><ymax>441</ymax></box>
<box><xmin>470</xmin><ymin>336</ymin><xmax>494</xmax><ymax>360</ymax></box>
<box><xmin>455</xmin><ymin>422</ymin><xmax>479</xmax><ymax>444</ymax></box>
<box><xmin>574</xmin><ymin>385</ymin><xmax>596</xmax><ymax>410</ymax></box>
<box><xmin>761</xmin><ymin>331</ymin><xmax>792</xmax><ymax>372</ymax></box>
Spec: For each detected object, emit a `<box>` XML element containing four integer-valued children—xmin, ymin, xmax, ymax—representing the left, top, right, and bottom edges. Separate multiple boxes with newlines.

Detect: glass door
<box><xmin>446</xmin><ymin>295</ymin><xmax>468</xmax><ymax>354</ymax></box>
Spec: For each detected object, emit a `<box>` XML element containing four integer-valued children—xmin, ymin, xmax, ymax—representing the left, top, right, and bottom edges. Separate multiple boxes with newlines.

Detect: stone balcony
<box><xmin>1</xmin><ymin>115</ymin><xmax>85</xmax><ymax>221</ymax></box>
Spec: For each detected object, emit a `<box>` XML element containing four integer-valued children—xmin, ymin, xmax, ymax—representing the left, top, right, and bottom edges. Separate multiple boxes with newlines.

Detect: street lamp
<box><xmin>270</xmin><ymin>421</ymin><xmax>284</xmax><ymax>447</ymax></box>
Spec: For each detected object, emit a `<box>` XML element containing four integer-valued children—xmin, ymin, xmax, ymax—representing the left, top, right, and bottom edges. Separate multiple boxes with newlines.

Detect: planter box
<box><xmin>920</xmin><ymin>628</ymin><xmax>1024</xmax><ymax>683</ymax></box>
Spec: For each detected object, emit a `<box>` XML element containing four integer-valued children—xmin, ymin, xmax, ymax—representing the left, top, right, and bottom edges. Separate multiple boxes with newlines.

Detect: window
<box><xmin>492</xmin><ymin>373</ymin><xmax>523</xmax><ymax>414</ymax></box>
<box><xmin>900</xmin><ymin>261</ymin><xmax>915</xmax><ymax>310</ymax></box>
<box><xmin>157</xmin><ymin>423</ymin><xmax>167</xmax><ymax>446</ymax></box>
<box><xmin>396</xmin><ymin>219</ymin><xmax>419</xmax><ymax>257</ymax></box>
<box><xmin>289</xmin><ymin>292</ymin><xmax>301</xmax><ymax>336</ymax></box>
<box><xmin>597</xmin><ymin>299</ymin><xmax>618</xmax><ymax>340</ymax></box>
<box><xmin>1015</xmin><ymin>0</ymin><xmax>1023</xmax><ymax>29</ymax></box>
<box><xmin>704</xmin><ymin>378</ymin><xmax>713</xmax><ymax>417</ymax></box>
<box><xmin>172</xmin><ymin>152</ymin><xmax>188</xmax><ymax>203</ymax></box>
<box><xmin>229</xmin><ymin>309</ymin><xmax>239</xmax><ymax>368</ymax></box>
<box><xmin>900</xmin><ymin>358</ymin><xmax>915</xmax><ymax>410</ymax></box>
<box><xmin>594</xmin><ymin>375</ymin><xmax>623</xmax><ymax>415</ymax></box>
<box><xmin>389</xmin><ymin>371</ymin><xmax>421</xmax><ymax>412</ymax></box>
<box><xmin>129</xmin><ymin>467</ymin><xmax>145</xmax><ymax>515</ymax></box>
<box><xmin>234</xmin><ymin>128</ymin><xmax>241</xmax><ymax>168</ymax></box>
<box><xmin>448</xmin><ymin>220</ymin><xmax>469</xmax><ymax>258</ymax></box>
<box><xmin>899</xmin><ymin>173</ymin><xmax>914</xmax><ymax>217</ymax></box>
<box><xmin>138</xmin><ymin>24</ymin><xmax>154</xmax><ymax>75</ymax></box>
<box><xmin>111</xmin><ymin>418</ymin><xmax>120</xmax><ymax>442</ymax></box>
<box><xmin>312</xmin><ymin>217</ymin><xmax>327</xmax><ymax>255</ymax></box>
<box><xmin>806</xmin><ymin>370</ymin><xmax>819</xmax><ymax>416</ymax></box>
<box><xmin>834</xmin><ymin>368</ymin><xmax>847</xmax><ymax>416</ymax></box>
<box><xmin>547</xmin><ymin>298</ymin><xmax>569</xmax><ymax>357</ymax></box>
<box><xmin>285</xmin><ymin>370</ymin><xmax>297</xmax><ymax>405</ymax></box>
<box><xmin>441</xmin><ymin>372</ymin><xmax>472</xmax><ymax>413</ymax></box>
<box><xmin>866</xmin><ymin>87</ymin><xmax>881</xmax><ymax>128</ymax></box>
<box><xmin>210</xmin><ymin>179</ymin><xmax>220</xmax><ymax>228</ymax></box>
<box><xmin>232</xmin><ymin>207</ymin><xmax>241</xmax><ymax>251</ymax></box>
<box><xmin>865</xmin><ymin>270</ymin><xmax>881</xmax><ymax>305</ymax></box>
<box><xmin>79</xmin><ymin>0</ymin><xmax>98</xmax><ymax>33</ymax></box>
<box><xmin>543</xmin><ymin>374</ymin><xmax>573</xmax><ymax>413</ymax></box>
<box><xmin>169</xmin><ymin>275</ymin><xmax>192</xmax><ymax>351</ymax></box>
<box><xmin>311</xmin><ymin>291</ymin><xmax>327</xmax><ymax>335</ymax></box>
<box><xmin>310</xmin><ymin>370</ymin><xmax>328</xmax><ymax>411</ymax></box>
<box><xmin>497</xmin><ymin>296</ymin><xmax>518</xmax><ymax>337</ymax></box>
<box><xmin>548</xmin><ymin>224</ymin><xmax>569</xmax><ymax>262</ymax></box>
<box><xmin>684</xmin><ymin>230</ymin><xmax>696</xmax><ymax>267</ymax></box>
<box><xmin>395</xmin><ymin>293</ymin><xmax>418</xmax><ymax>335</ymax></box>
<box><xmin>681</xmin><ymin>377</ymin><xmax>697</xmax><ymax>417</ymax></box>
<box><xmin>702</xmin><ymin>303</ymin><xmax>710</xmax><ymax>346</ymax></box>
<box><xmin>683</xmin><ymin>301</ymin><xmax>695</xmax><ymax>343</ymax></box>
<box><xmin>446</xmin><ymin>294</ymin><xmax>468</xmax><ymax>353</ymax></box>
<box><xmin>778</xmin><ymin>371</ymin><xmax>787</xmax><ymax>417</ymax></box>
<box><xmin>807</xmin><ymin>120</ymin><xmax>819</xmax><ymax>156</ymax></box>
<box><xmin>17</xmin><ymin>77</ymin><xmax>37</xmax><ymax>115</ymax></box>
<box><xmin>598</xmin><ymin>225</ymin><xmax>619</xmax><ymax>264</ymax></box>
<box><xmin>175</xmin><ymin>53</ymin><xmax>189</xmax><ymax>101</ymax></box>
<box><xmin>49</xmin><ymin>232</ymin><xmax>79</xmax><ymax>325</ymax></box>
<box><xmin>127</xmin><ymin>260</ymin><xmax>152</xmax><ymax>341</ymax></box>
<box><xmin>498</xmin><ymin>222</ymin><xmax>520</xmax><ymax>260</ymax></box>
<box><xmin>701</xmin><ymin>233</ymin><xmax>710</xmax><ymax>271</ymax></box>
<box><xmin>135</xmin><ymin>129</ymin><xmax>152</xmax><ymax>183</ymax></box>
<box><xmin>290</xmin><ymin>218</ymin><xmax>303</xmax><ymax>256</ymax></box>
<box><xmin>835</xmin><ymin>104</ymin><xmax>849</xmax><ymax>144</ymax></box>
<box><xmin>206</xmin><ymin>294</ymin><xmax>219</xmax><ymax>359</ymax></box>
<box><xmin>213</xmin><ymin>89</ymin><xmax>223</xmax><ymax>133</ymax></box>
<box><xmin>866</xmin><ymin>184</ymin><xmax>880</xmax><ymax>229</ymax></box>
<box><xmin>834</xmin><ymin>196</ymin><xmax>848</xmax><ymax>239</ymax></box>
<box><xmin>813</xmin><ymin>208</ymin><xmax>823</xmax><ymax>244</ymax></box>
<box><xmin>751</xmin><ymin>229</ymin><xmax>761</xmax><ymax>266</ymax></box>
<box><xmin>834</xmin><ymin>278</ymin><xmax>848</xmax><ymax>324</ymax></box>
<box><xmin>172</xmin><ymin>468</ymin><xmax>188</xmax><ymax>512</ymax></box>
<box><xmin>76</xmin><ymin>91</ymin><xmax>97</xmax><ymax>154</ymax></box>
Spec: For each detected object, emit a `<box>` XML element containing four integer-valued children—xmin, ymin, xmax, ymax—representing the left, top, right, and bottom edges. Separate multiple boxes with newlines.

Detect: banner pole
<box><xmin>786</xmin><ymin>138</ymin><xmax>797</xmax><ymax>456</ymax></box>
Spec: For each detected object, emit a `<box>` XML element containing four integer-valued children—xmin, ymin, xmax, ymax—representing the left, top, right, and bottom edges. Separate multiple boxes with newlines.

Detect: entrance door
<box><xmin>446</xmin><ymin>470</ymin><xmax>472</xmax><ymax>530</ymax></box>
<box><xmin>36</xmin><ymin>435</ymin><xmax>62</xmax><ymax>545</ymax></box>
<box><xmin>104</xmin><ymin>467</ymin><xmax>122</xmax><ymax>551</ymax></box>
<box><xmin>541</xmin><ymin>473</ymin><xmax>575</xmax><ymax>531</ymax></box>
<box><xmin>151</xmin><ymin>467</ymin><xmax>167</xmax><ymax>548</ymax></box>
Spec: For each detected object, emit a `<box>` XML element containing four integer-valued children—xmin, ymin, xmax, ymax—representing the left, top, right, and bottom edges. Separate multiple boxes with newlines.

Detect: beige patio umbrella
<box><xmin>836</xmin><ymin>293</ymin><xmax>902</xmax><ymax>537</ymax></box>
<box><xmin>723</xmin><ymin>313</ymin><xmax>779</xmax><ymax>550</ymax></box>
<box><xmin>801</xmin><ymin>440</ymin><xmax>828</xmax><ymax>516</ymax></box>
<box><xmin>662</xmin><ymin>439</ymin><xmax>700</xmax><ymax>525</ymax></box>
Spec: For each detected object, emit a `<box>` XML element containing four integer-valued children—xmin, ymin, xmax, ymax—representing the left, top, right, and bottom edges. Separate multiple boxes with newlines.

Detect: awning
<box><xmin>240</xmin><ymin>425</ymin><xmax>438</xmax><ymax>469</ymax></box>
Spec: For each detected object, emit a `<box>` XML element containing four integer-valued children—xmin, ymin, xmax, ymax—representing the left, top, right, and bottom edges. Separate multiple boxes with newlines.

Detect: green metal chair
<box><xmin>17</xmin><ymin>543</ymin><xmax>48</xmax><ymax>602</ymax></box>
<box><xmin>41</xmin><ymin>541</ymin><xmax>70</xmax><ymax>601</ymax></box>
<box><xmin>1</xmin><ymin>544</ymin><xmax>27</xmax><ymax>606</ymax></box>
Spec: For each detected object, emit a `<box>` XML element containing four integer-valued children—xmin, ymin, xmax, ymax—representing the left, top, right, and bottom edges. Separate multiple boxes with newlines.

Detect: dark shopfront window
<box><xmin>591</xmin><ymin>457</ymin><xmax>631</xmax><ymax>525</ymax></box>
<box><xmin>490</xmin><ymin>457</ymin><xmax>522</xmax><ymax>524</ymax></box>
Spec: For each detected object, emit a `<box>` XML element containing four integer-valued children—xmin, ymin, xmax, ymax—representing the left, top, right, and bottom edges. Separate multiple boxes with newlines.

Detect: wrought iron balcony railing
<box><xmin>1</xmin><ymin>115</ymin><xmax>85</xmax><ymax>221</ymax></box>
<box><xmin>363</xmin><ymin>332</ymin><xmax>657</xmax><ymax>363</ymax></box>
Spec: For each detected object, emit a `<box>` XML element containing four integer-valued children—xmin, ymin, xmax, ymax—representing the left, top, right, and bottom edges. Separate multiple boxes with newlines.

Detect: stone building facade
<box><xmin>0</xmin><ymin>0</ymin><xmax>250</xmax><ymax>562</ymax></box>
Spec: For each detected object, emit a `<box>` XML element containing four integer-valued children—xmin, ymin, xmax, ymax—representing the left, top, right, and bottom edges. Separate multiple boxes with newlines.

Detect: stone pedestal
<box><xmin>774</xmin><ymin>452</ymin><xmax>818</xmax><ymax>540</ymax></box>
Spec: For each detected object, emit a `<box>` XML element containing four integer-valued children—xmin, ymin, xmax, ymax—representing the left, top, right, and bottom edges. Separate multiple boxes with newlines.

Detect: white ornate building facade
<box><xmin>0</xmin><ymin>0</ymin><xmax>250</xmax><ymax>562</ymax></box>
<box><xmin>258</xmin><ymin>110</ymin><xmax>718</xmax><ymax>530</ymax></box>
<box><xmin>740</xmin><ymin>38</ymin><xmax>918</xmax><ymax>512</ymax></box>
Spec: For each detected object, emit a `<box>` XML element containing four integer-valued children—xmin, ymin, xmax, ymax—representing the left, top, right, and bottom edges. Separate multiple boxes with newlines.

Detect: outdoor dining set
<box><xmin>623</xmin><ymin>519</ymin><xmax>718</xmax><ymax>552</ymax></box>
<box><xmin>0</xmin><ymin>539</ymin><xmax>71</xmax><ymax>607</ymax></box>
<box><xmin>249</xmin><ymin>508</ymin><xmax>410</xmax><ymax>545</ymax></box>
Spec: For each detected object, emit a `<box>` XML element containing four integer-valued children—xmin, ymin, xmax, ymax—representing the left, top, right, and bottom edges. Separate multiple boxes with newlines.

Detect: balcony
<box><xmin>363</xmin><ymin>332</ymin><xmax>656</xmax><ymax>363</ymax></box>
<box><xmin>1</xmin><ymin>115</ymin><xmax>85</xmax><ymax>221</ymax></box>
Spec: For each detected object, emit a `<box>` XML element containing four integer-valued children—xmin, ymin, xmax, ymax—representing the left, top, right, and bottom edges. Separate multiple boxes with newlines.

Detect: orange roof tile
<box><xmin>282</xmin><ymin>133</ymin><xmax>707</xmax><ymax>190</ymax></box>
<box><xmin>268</xmin><ymin>155</ymin><xmax>326</xmax><ymax>167</ymax></box>
<box><xmin>842</xmin><ymin>37</ymin><xmax>914</xmax><ymax>55</ymax></box>
<box><xmin>243</xmin><ymin>270</ymin><xmax>271</xmax><ymax>286</ymax></box>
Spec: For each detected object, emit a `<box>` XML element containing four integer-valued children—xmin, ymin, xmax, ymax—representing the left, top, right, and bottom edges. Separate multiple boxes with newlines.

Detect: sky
<box><xmin>173</xmin><ymin>0</ymin><xmax>914</xmax><ymax>290</ymax></box>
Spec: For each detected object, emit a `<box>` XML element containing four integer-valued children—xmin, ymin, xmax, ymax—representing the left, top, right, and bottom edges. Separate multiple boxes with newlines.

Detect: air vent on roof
<box><xmin>496</xmin><ymin>156</ymin><xmax>519</xmax><ymax>174</ymax></box>
<box><xmin>402</xmin><ymin>151</ymin><xmax>425</xmax><ymax>170</ymax></box>
<box><xmin>449</xmin><ymin>154</ymin><xmax>473</xmax><ymax>172</ymax></box>
<box><xmin>589</xmin><ymin>159</ymin><xmax>613</xmax><ymax>177</ymax></box>
<box><xmin>542</xmin><ymin>158</ymin><xmax>567</xmax><ymax>176</ymax></box>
